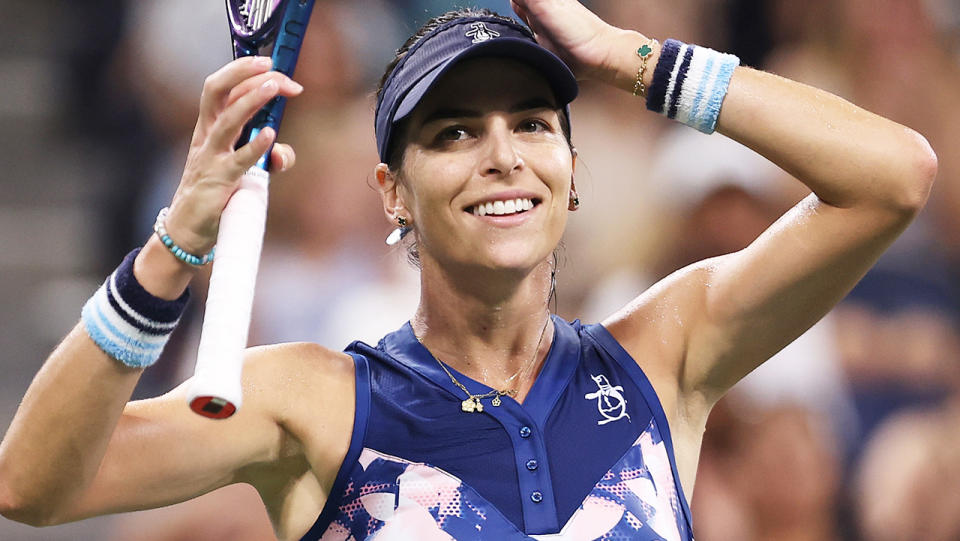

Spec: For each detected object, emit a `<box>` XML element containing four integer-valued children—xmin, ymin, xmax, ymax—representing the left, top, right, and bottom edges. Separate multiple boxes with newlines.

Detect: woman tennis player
<box><xmin>0</xmin><ymin>1</ymin><xmax>937</xmax><ymax>539</ymax></box>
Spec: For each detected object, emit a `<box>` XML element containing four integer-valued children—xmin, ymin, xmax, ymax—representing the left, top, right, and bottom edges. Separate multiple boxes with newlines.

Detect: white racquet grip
<box><xmin>187</xmin><ymin>166</ymin><xmax>270</xmax><ymax>418</ymax></box>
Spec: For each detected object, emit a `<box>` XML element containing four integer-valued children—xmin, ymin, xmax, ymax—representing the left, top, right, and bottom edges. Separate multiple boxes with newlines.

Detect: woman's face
<box><xmin>390</xmin><ymin>57</ymin><xmax>575</xmax><ymax>275</ymax></box>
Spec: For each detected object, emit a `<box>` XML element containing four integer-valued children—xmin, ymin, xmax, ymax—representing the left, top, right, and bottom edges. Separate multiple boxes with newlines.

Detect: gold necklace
<box><xmin>419</xmin><ymin>315</ymin><xmax>551</xmax><ymax>413</ymax></box>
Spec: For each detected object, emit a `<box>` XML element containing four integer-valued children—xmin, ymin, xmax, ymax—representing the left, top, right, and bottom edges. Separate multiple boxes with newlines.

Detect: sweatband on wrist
<box><xmin>646</xmin><ymin>39</ymin><xmax>740</xmax><ymax>134</ymax></box>
<box><xmin>81</xmin><ymin>248</ymin><xmax>189</xmax><ymax>368</ymax></box>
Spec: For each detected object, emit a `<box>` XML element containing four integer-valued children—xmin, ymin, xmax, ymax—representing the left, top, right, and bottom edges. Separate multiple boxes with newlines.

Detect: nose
<box><xmin>480</xmin><ymin>121</ymin><xmax>523</xmax><ymax>178</ymax></box>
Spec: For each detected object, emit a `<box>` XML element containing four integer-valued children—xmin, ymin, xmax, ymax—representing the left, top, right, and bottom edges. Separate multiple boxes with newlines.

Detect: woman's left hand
<box><xmin>510</xmin><ymin>0</ymin><xmax>635</xmax><ymax>84</ymax></box>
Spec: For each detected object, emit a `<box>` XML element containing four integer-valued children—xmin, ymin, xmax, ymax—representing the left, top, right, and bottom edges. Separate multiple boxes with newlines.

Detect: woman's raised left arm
<box><xmin>514</xmin><ymin>0</ymin><xmax>938</xmax><ymax>399</ymax></box>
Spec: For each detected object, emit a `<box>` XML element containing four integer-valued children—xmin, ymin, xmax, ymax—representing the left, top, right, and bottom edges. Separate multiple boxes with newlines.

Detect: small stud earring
<box><xmin>568</xmin><ymin>192</ymin><xmax>580</xmax><ymax>210</ymax></box>
<box><xmin>397</xmin><ymin>216</ymin><xmax>407</xmax><ymax>227</ymax></box>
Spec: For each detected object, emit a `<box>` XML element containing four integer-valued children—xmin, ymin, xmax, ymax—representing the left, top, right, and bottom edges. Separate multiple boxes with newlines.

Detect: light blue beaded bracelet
<box><xmin>153</xmin><ymin>207</ymin><xmax>215</xmax><ymax>266</ymax></box>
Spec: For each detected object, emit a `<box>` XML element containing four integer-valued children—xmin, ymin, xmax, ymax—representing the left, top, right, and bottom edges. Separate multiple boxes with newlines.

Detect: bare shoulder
<box><xmin>601</xmin><ymin>257</ymin><xmax>721</xmax><ymax>379</ymax></box>
<box><xmin>242</xmin><ymin>342</ymin><xmax>355</xmax><ymax>402</ymax></box>
<box><xmin>240</xmin><ymin>341</ymin><xmax>356</xmax><ymax>447</ymax></box>
<box><xmin>236</xmin><ymin>342</ymin><xmax>357</xmax><ymax>538</ymax></box>
<box><xmin>598</xmin><ymin>256</ymin><xmax>730</xmax><ymax>428</ymax></box>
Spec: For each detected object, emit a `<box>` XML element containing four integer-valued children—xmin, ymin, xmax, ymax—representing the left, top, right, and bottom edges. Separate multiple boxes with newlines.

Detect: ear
<box><xmin>376</xmin><ymin>163</ymin><xmax>407</xmax><ymax>223</ymax></box>
<box><xmin>567</xmin><ymin>147</ymin><xmax>579</xmax><ymax>211</ymax></box>
<box><xmin>568</xmin><ymin>183</ymin><xmax>580</xmax><ymax>211</ymax></box>
<box><xmin>568</xmin><ymin>158</ymin><xmax>579</xmax><ymax>212</ymax></box>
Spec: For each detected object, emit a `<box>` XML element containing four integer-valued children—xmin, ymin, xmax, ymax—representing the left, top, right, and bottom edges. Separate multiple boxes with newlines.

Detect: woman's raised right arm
<box><xmin>0</xmin><ymin>57</ymin><xmax>309</xmax><ymax>526</ymax></box>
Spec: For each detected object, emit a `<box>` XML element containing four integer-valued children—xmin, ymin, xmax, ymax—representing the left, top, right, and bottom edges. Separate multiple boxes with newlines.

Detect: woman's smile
<box><xmin>392</xmin><ymin>57</ymin><xmax>575</xmax><ymax>270</ymax></box>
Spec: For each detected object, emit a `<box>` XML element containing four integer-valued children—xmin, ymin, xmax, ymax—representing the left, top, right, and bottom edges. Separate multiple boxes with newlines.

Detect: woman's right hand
<box><xmin>164</xmin><ymin>56</ymin><xmax>303</xmax><ymax>257</ymax></box>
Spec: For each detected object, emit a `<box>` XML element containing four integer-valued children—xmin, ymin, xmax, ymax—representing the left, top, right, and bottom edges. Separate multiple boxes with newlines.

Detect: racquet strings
<box><xmin>238</xmin><ymin>0</ymin><xmax>277</xmax><ymax>31</ymax></box>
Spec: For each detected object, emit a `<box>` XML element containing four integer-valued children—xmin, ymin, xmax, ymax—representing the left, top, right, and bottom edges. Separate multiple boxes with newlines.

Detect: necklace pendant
<box><xmin>491</xmin><ymin>395</ymin><xmax>502</xmax><ymax>407</ymax></box>
<box><xmin>474</xmin><ymin>398</ymin><xmax>484</xmax><ymax>413</ymax></box>
<box><xmin>461</xmin><ymin>398</ymin><xmax>475</xmax><ymax>413</ymax></box>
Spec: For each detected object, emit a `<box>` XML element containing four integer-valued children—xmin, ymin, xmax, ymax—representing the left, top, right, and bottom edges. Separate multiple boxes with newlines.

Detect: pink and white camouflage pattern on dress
<box><xmin>320</xmin><ymin>419</ymin><xmax>690</xmax><ymax>540</ymax></box>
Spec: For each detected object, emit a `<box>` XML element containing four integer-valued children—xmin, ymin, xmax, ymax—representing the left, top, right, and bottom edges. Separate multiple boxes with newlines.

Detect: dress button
<box><xmin>519</xmin><ymin>426</ymin><xmax>532</xmax><ymax>438</ymax></box>
<box><xmin>530</xmin><ymin>491</ymin><xmax>543</xmax><ymax>503</ymax></box>
<box><xmin>526</xmin><ymin>459</ymin><xmax>538</xmax><ymax>471</ymax></box>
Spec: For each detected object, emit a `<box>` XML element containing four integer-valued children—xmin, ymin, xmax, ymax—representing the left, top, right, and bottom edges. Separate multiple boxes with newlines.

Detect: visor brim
<box><xmin>393</xmin><ymin>37</ymin><xmax>579</xmax><ymax>123</ymax></box>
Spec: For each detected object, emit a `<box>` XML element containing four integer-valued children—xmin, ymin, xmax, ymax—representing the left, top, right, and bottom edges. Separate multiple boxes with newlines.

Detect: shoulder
<box><xmin>243</xmin><ymin>342</ymin><xmax>355</xmax><ymax>385</ymax></box>
<box><xmin>598</xmin><ymin>257</ymin><xmax>729</xmax><ymax>410</ymax></box>
<box><xmin>241</xmin><ymin>342</ymin><xmax>356</xmax><ymax>421</ymax></box>
<box><xmin>601</xmin><ymin>257</ymin><xmax>723</xmax><ymax>362</ymax></box>
<box><xmin>240</xmin><ymin>342</ymin><xmax>358</xmax><ymax>481</ymax></box>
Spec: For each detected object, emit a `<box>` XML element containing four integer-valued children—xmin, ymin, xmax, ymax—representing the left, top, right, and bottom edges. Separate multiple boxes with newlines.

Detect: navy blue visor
<box><xmin>375</xmin><ymin>16</ymin><xmax>579</xmax><ymax>163</ymax></box>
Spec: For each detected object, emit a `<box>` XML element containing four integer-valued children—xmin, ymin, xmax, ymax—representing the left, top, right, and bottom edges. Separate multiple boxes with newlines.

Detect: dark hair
<box><xmin>376</xmin><ymin>7</ymin><xmax>573</xmax><ymax>171</ymax></box>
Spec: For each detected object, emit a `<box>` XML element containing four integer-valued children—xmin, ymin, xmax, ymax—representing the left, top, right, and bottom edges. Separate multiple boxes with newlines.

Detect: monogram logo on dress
<box><xmin>585</xmin><ymin>374</ymin><xmax>631</xmax><ymax>426</ymax></box>
<box><xmin>465</xmin><ymin>22</ymin><xmax>500</xmax><ymax>43</ymax></box>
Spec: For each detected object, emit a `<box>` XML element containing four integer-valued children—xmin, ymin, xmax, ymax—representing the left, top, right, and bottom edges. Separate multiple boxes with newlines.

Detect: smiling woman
<box><xmin>380</xmin><ymin>56</ymin><xmax>576</xmax><ymax>278</ymax></box>
<box><xmin>0</xmin><ymin>1</ymin><xmax>938</xmax><ymax>540</ymax></box>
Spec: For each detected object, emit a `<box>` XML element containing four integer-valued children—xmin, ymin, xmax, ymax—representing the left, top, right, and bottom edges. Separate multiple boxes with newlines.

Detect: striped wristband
<box><xmin>646</xmin><ymin>39</ymin><xmax>740</xmax><ymax>134</ymax></box>
<box><xmin>81</xmin><ymin>248</ymin><xmax>189</xmax><ymax>368</ymax></box>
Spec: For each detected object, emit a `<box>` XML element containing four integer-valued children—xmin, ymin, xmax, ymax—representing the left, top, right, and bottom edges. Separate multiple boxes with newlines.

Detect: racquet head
<box><xmin>227</xmin><ymin>0</ymin><xmax>288</xmax><ymax>57</ymax></box>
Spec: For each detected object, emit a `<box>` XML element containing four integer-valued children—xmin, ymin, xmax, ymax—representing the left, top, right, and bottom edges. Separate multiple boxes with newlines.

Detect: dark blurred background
<box><xmin>2</xmin><ymin>0</ymin><xmax>959</xmax><ymax>539</ymax></box>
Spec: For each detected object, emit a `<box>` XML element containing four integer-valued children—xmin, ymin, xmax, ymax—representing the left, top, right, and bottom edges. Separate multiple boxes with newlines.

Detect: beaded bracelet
<box><xmin>646</xmin><ymin>39</ymin><xmax>741</xmax><ymax>134</ymax></box>
<box><xmin>153</xmin><ymin>207</ymin><xmax>215</xmax><ymax>266</ymax></box>
<box><xmin>81</xmin><ymin>248</ymin><xmax>189</xmax><ymax>368</ymax></box>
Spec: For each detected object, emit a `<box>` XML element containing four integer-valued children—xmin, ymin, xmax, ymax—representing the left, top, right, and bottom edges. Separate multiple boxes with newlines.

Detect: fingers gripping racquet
<box><xmin>188</xmin><ymin>0</ymin><xmax>316</xmax><ymax>418</ymax></box>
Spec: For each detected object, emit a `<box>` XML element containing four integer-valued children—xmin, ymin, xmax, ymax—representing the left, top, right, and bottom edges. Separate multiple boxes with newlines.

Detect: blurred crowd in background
<box><xmin>2</xmin><ymin>0</ymin><xmax>960</xmax><ymax>539</ymax></box>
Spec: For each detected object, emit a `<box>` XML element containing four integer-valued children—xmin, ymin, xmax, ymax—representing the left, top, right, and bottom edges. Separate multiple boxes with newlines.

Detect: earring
<box><xmin>568</xmin><ymin>191</ymin><xmax>580</xmax><ymax>210</ymax></box>
<box><xmin>386</xmin><ymin>216</ymin><xmax>412</xmax><ymax>246</ymax></box>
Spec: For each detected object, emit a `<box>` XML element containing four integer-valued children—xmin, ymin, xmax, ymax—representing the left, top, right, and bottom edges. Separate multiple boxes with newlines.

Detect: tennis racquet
<box><xmin>187</xmin><ymin>0</ymin><xmax>317</xmax><ymax>419</ymax></box>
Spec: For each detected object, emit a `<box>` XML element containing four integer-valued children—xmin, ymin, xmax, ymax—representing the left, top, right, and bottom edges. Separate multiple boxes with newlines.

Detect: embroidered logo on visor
<box><xmin>465</xmin><ymin>22</ymin><xmax>500</xmax><ymax>43</ymax></box>
<box><xmin>585</xmin><ymin>374</ymin><xmax>631</xmax><ymax>426</ymax></box>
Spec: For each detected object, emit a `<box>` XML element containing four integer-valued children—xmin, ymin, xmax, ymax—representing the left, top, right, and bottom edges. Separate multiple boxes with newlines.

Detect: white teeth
<box><xmin>471</xmin><ymin>198</ymin><xmax>535</xmax><ymax>216</ymax></box>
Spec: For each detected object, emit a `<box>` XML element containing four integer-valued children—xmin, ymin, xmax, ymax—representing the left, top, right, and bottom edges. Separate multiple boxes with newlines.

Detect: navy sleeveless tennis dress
<box><xmin>300</xmin><ymin>316</ymin><xmax>694</xmax><ymax>540</ymax></box>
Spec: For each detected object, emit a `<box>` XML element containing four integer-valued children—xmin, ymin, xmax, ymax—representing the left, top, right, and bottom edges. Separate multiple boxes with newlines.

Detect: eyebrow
<box><xmin>420</xmin><ymin>97</ymin><xmax>558</xmax><ymax>125</ymax></box>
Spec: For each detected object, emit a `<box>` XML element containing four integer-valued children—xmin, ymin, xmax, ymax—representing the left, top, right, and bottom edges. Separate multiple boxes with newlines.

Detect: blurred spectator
<box><xmin>855</xmin><ymin>396</ymin><xmax>960</xmax><ymax>541</ymax></box>
<box><xmin>694</xmin><ymin>403</ymin><xmax>844</xmax><ymax>541</ymax></box>
<box><xmin>688</xmin><ymin>400</ymin><xmax>756</xmax><ymax>541</ymax></box>
<box><xmin>737</xmin><ymin>405</ymin><xmax>844</xmax><ymax>541</ymax></box>
<box><xmin>836</xmin><ymin>267</ymin><xmax>960</xmax><ymax>463</ymax></box>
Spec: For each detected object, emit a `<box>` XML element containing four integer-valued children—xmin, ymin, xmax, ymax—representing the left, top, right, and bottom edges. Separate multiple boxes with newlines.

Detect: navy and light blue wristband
<box><xmin>81</xmin><ymin>248</ymin><xmax>189</xmax><ymax>368</ymax></box>
<box><xmin>646</xmin><ymin>39</ymin><xmax>740</xmax><ymax>134</ymax></box>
